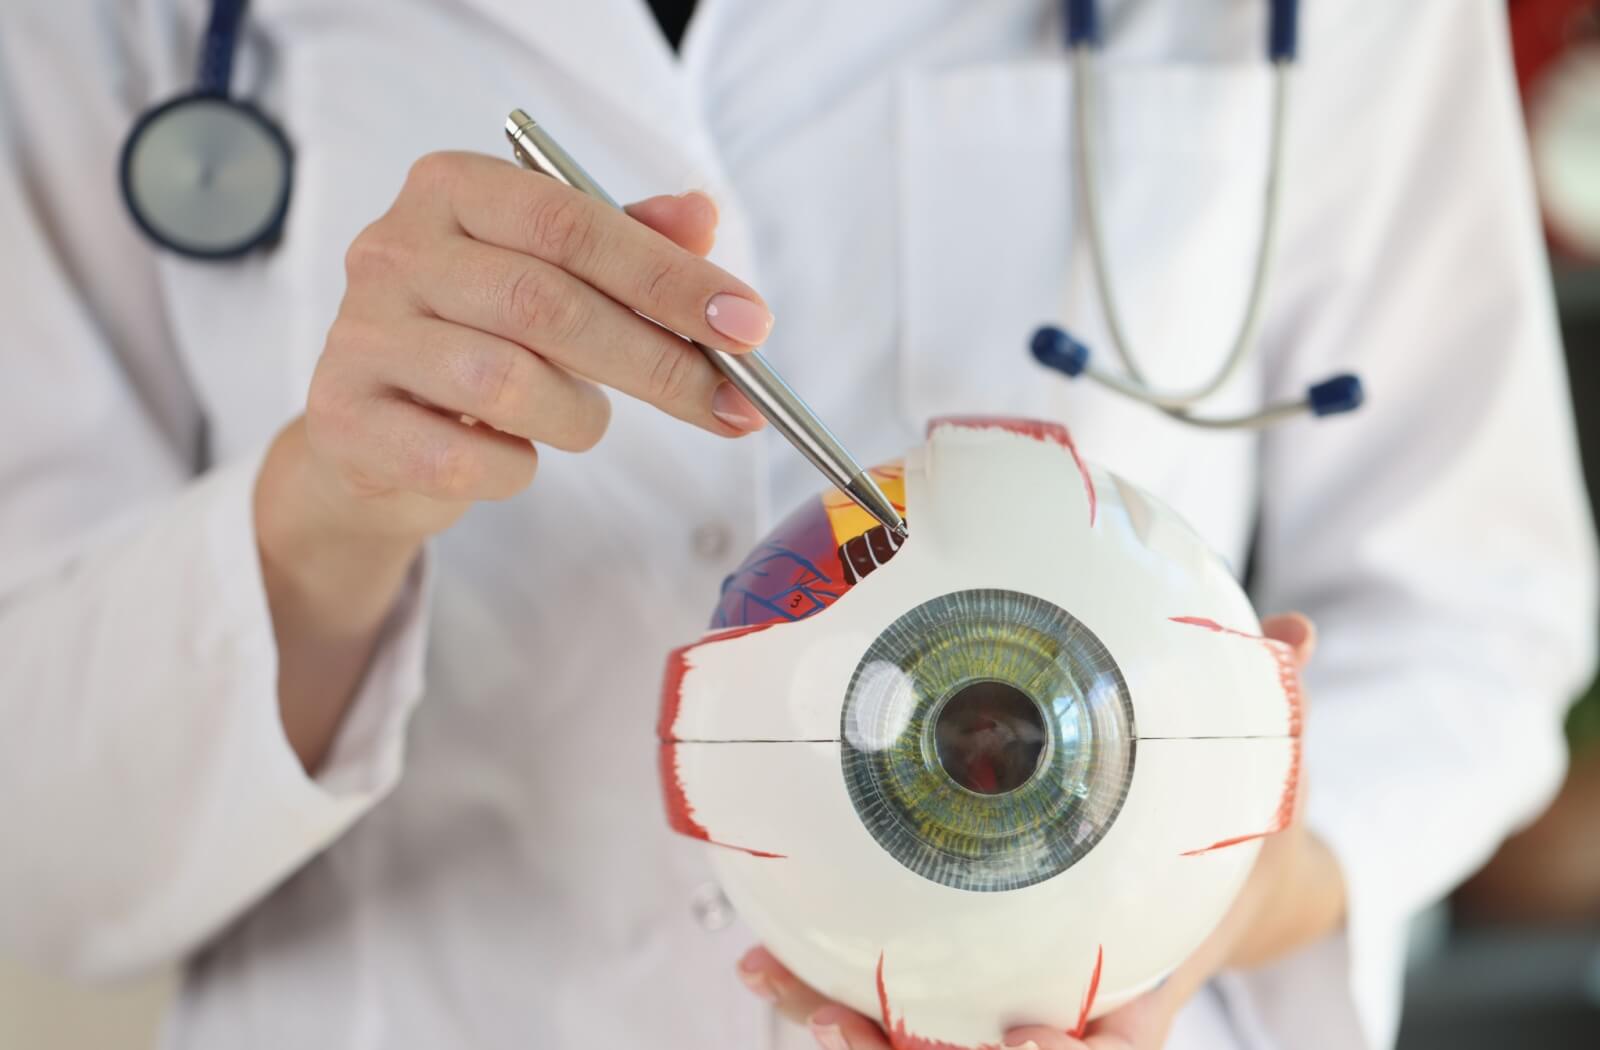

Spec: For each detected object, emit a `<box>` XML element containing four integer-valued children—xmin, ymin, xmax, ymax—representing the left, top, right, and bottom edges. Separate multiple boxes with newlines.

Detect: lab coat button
<box><xmin>690</xmin><ymin>882</ymin><xmax>735</xmax><ymax>931</ymax></box>
<box><xmin>691</xmin><ymin>522</ymin><xmax>733</xmax><ymax>561</ymax></box>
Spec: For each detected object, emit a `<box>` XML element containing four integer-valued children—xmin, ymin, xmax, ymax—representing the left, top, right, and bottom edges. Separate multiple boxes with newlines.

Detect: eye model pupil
<box><xmin>933</xmin><ymin>681</ymin><xmax>1048</xmax><ymax>795</ymax></box>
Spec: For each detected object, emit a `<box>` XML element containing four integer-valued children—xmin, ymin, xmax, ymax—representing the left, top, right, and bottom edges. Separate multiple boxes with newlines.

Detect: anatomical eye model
<box><xmin>658</xmin><ymin>417</ymin><xmax>1301</xmax><ymax>1049</ymax></box>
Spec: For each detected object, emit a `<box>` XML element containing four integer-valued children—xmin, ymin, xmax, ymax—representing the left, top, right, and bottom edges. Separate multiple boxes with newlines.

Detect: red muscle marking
<box><xmin>657</xmin><ymin>743</ymin><xmax>785</xmax><ymax>859</ymax></box>
<box><xmin>1169</xmin><ymin>617</ymin><xmax>1304</xmax><ymax>856</ymax></box>
<box><xmin>1168</xmin><ymin>615</ymin><xmax>1229</xmax><ymax>634</ymax></box>
<box><xmin>927</xmin><ymin>416</ymin><xmax>1097</xmax><ymax>526</ymax></box>
<box><xmin>1180</xmin><ymin>831</ymin><xmax>1272</xmax><ymax>856</ymax></box>
<box><xmin>657</xmin><ymin>621</ymin><xmax>777</xmax><ymax>742</ymax></box>
<box><xmin>876</xmin><ymin>953</ymin><xmax>999</xmax><ymax>1050</ymax></box>
<box><xmin>656</xmin><ymin>621</ymin><xmax>785</xmax><ymax>859</ymax></box>
<box><xmin>1069</xmin><ymin>945</ymin><xmax>1104</xmax><ymax>1039</ymax></box>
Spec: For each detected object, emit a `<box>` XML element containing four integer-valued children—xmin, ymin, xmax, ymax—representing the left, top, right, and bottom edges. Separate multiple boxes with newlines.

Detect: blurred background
<box><xmin>1396</xmin><ymin>2</ymin><xmax>1600</xmax><ymax>1047</ymax></box>
<box><xmin>2</xmin><ymin>1</ymin><xmax>1598</xmax><ymax>1047</ymax></box>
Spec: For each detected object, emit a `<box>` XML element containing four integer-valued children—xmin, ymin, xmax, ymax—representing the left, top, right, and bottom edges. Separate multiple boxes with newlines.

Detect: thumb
<box><xmin>624</xmin><ymin>190</ymin><xmax>720</xmax><ymax>257</ymax></box>
<box><xmin>1260</xmin><ymin>611</ymin><xmax>1317</xmax><ymax>670</ymax></box>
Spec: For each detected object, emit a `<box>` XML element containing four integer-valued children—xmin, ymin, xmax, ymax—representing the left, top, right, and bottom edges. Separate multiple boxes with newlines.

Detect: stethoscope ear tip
<box><xmin>1308</xmin><ymin>373</ymin><xmax>1364</xmax><ymax>417</ymax></box>
<box><xmin>1030</xmin><ymin>325</ymin><xmax>1090</xmax><ymax>378</ymax></box>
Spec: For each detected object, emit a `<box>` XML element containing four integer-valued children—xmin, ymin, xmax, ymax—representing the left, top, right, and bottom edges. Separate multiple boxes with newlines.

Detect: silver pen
<box><xmin>504</xmin><ymin>109</ymin><xmax>907</xmax><ymax>540</ymax></box>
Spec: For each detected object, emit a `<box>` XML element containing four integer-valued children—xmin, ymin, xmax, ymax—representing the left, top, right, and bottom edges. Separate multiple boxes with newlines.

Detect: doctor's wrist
<box><xmin>1223</xmin><ymin>826</ymin><xmax>1347</xmax><ymax>971</ymax></box>
<box><xmin>255</xmin><ymin>417</ymin><xmax>424</xmax><ymax>772</ymax></box>
<box><xmin>256</xmin><ymin>417</ymin><xmax>426</xmax><ymax>572</ymax></box>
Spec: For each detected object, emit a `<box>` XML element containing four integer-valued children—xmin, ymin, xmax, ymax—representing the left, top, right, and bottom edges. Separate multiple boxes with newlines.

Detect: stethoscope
<box><xmin>1030</xmin><ymin>0</ymin><xmax>1364</xmax><ymax>429</ymax></box>
<box><xmin>122</xmin><ymin>0</ymin><xmax>1360</xmax><ymax>429</ymax></box>
<box><xmin>120</xmin><ymin>0</ymin><xmax>292</xmax><ymax>259</ymax></box>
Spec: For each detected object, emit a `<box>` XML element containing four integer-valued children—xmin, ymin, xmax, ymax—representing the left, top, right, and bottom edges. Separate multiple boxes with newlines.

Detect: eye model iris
<box><xmin>841</xmin><ymin>589</ymin><xmax>1135</xmax><ymax>892</ymax></box>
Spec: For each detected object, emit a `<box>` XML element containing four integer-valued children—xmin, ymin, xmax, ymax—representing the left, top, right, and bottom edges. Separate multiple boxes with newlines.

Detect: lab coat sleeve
<box><xmin>1220</xmin><ymin>3</ymin><xmax>1598</xmax><ymax>1048</ymax></box>
<box><xmin>0</xmin><ymin>7</ymin><xmax>433</xmax><ymax>977</ymax></box>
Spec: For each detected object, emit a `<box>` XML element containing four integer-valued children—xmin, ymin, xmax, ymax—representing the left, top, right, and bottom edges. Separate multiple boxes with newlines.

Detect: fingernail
<box><xmin>676</xmin><ymin>189</ymin><xmax>718</xmax><ymax>215</ymax></box>
<box><xmin>736</xmin><ymin>966</ymin><xmax>779</xmax><ymax>1002</ymax></box>
<box><xmin>712</xmin><ymin>381</ymin><xmax>764</xmax><ymax>431</ymax></box>
<box><xmin>705</xmin><ymin>293</ymin><xmax>773</xmax><ymax>345</ymax></box>
<box><xmin>810</xmin><ymin>1021</ymin><xmax>850</xmax><ymax>1050</ymax></box>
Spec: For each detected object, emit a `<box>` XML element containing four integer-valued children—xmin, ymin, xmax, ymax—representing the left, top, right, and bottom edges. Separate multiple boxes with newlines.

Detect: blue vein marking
<box><xmin>712</xmin><ymin>543</ymin><xmax>843</xmax><ymax>629</ymax></box>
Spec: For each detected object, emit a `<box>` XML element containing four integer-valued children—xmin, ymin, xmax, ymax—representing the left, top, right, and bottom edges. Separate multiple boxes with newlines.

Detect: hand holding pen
<box><xmin>506</xmin><ymin>110</ymin><xmax>906</xmax><ymax>538</ymax></box>
<box><xmin>296</xmin><ymin>149</ymin><xmax>789</xmax><ymax>548</ymax></box>
<box><xmin>264</xmin><ymin>151</ymin><xmax>786</xmax><ymax>768</ymax></box>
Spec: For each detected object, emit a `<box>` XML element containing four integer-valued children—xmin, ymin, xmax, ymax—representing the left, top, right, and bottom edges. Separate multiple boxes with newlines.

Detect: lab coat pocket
<box><xmin>896</xmin><ymin>59</ymin><xmax>1274</xmax><ymax>429</ymax></box>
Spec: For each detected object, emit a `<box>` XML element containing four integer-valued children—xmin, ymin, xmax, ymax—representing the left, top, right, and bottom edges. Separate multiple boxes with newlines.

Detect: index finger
<box><xmin>738</xmin><ymin>945</ymin><xmax>834</xmax><ymax>1025</ymax></box>
<box><xmin>811</xmin><ymin>1005</ymin><xmax>893</xmax><ymax>1050</ymax></box>
<box><xmin>1002</xmin><ymin>1026</ymin><xmax>1095</xmax><ymax>1050</ymax></box>
<box><xmin>434</xmin><ymin>153</ymin><xmax>773</xmax><ymax>355</ymax></box>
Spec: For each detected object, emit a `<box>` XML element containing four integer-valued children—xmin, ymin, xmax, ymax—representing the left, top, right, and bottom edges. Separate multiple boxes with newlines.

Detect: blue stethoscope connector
<box><xmin>1031</xmin><ymin>325</ymin><xmax>1090</xmax><ymax>378</ymax></box>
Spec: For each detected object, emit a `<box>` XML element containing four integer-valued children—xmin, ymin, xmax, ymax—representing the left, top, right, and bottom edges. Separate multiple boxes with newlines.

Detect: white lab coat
<box><xmin>0</xmin><ymin>1</ymin><xmax>1593</xmax><ymax>1047</ymax></box>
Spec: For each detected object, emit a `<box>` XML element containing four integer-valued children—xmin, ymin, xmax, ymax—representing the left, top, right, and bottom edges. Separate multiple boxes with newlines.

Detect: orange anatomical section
<box><xmin>708</xmin><ymin>461</ymin><xmax>905</xmax><ymax>630</ymax></box>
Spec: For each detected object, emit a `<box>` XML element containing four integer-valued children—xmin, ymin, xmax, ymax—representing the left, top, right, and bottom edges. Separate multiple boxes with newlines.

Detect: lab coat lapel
<box><xmin>449</xmin><ymin>0</ymin><xmax>705</xmax><ymax>170</ymax></box>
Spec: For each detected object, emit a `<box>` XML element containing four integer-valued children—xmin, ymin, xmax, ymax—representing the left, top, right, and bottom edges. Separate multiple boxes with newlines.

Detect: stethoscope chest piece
<box><xmin>120</xmin><ymin>92</ymin><xmax>292</xmax><ymax>259</ymax></box>
<box><xmin>120</xmin><ymin>0</ymin><xmax>292</xmax><ymax>260</ymax></box>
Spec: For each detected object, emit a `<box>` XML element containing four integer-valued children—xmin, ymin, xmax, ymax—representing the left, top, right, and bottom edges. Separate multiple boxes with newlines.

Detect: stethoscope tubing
<box><xmin>1071</xmin><ymin>45</ymin><xmax>1293</xmax><ymax>414</ymax></box>
<box><xmin>1036</xmin><ymin>0</ymin><xmax>1360</xmax><ymax>429</ymax></box>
